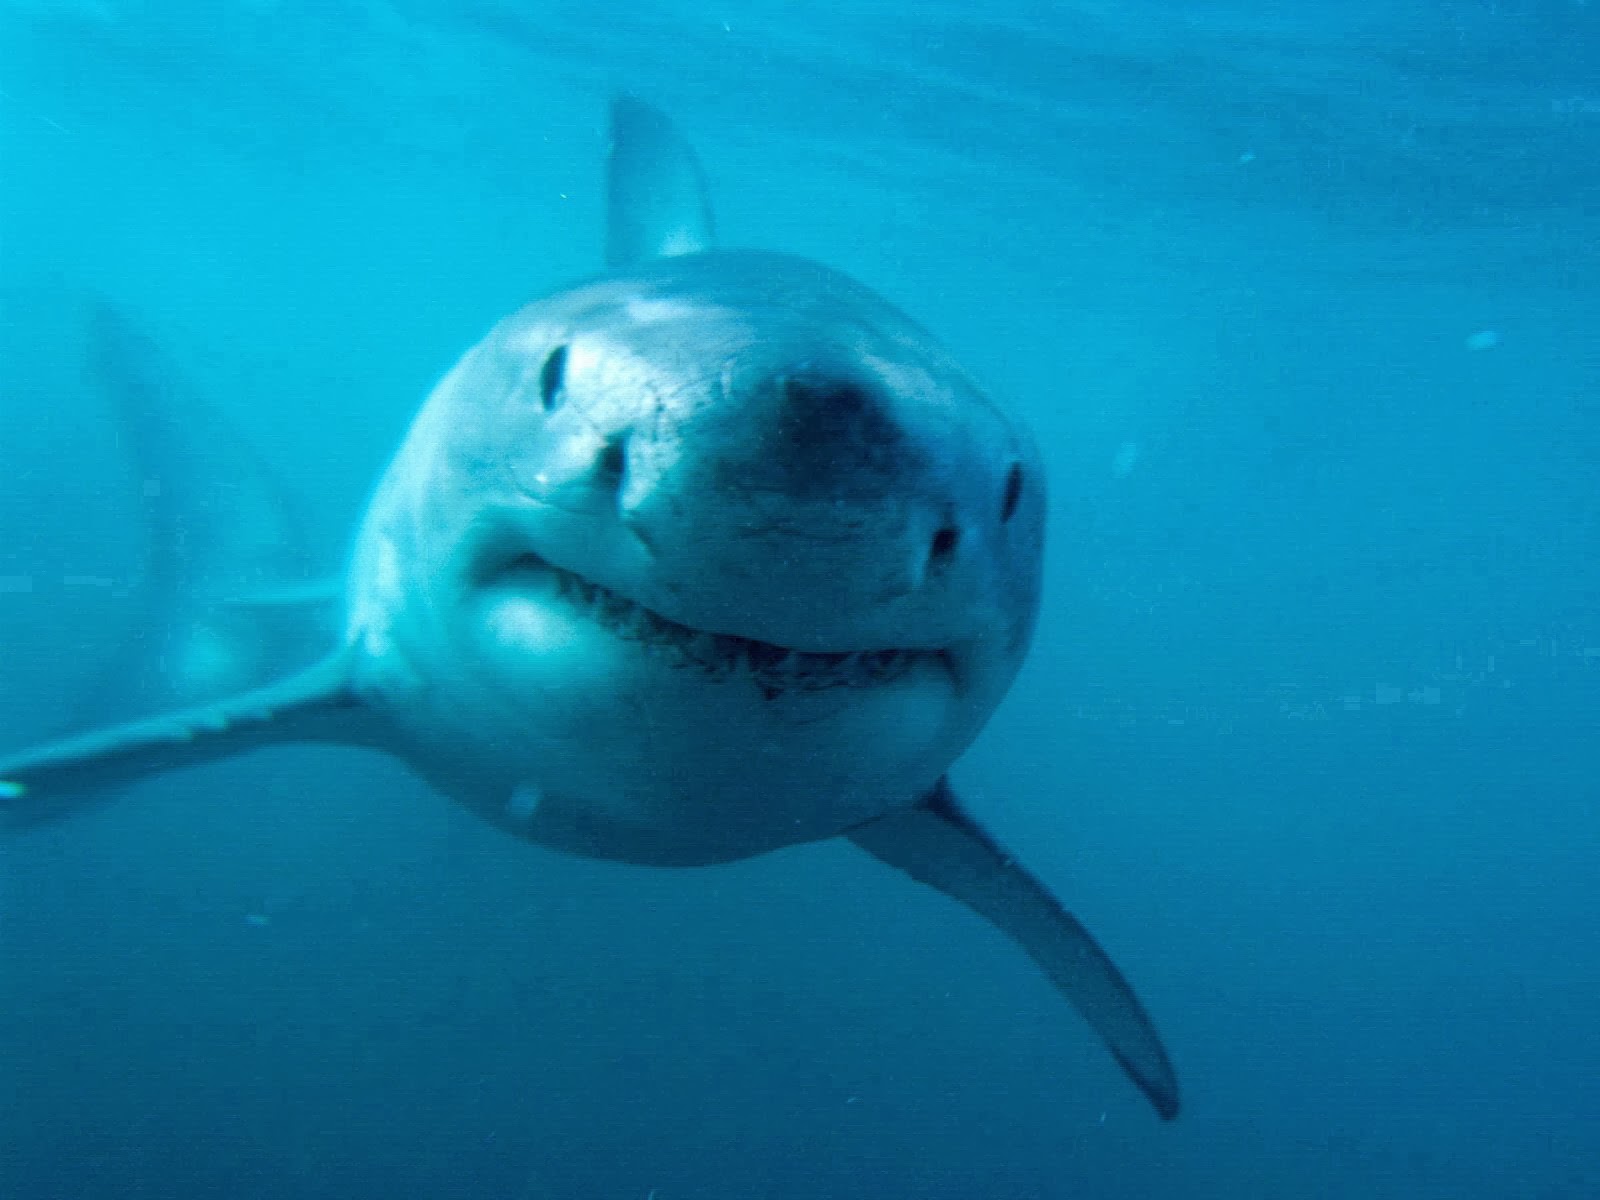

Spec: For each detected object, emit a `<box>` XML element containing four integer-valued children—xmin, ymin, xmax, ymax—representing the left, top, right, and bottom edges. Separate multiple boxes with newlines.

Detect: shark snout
<box><xmin>761</xmin><ymin>364</ymin><xmax>912</xmax><ymax>495</ymax></box>
<box><xmin>592</xmin><ymin>361</ymin><xmax>985</xmax><ymax>646</ymax></box>
<box><xmin>498</xmin><ymin>288</ymin><xmax>1032</xmax><ymax>654</ymax></box>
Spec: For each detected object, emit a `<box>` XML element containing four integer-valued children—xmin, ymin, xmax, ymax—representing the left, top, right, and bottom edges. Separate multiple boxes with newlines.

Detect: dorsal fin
<box><xmin>605</xmin><ymin>94</ymin><xmax>717</xmax><ymax>268</ymax></box>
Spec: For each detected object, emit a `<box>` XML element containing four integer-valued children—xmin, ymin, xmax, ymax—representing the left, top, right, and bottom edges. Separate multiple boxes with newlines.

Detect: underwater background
<box><xmin>2</xmin><ymin>2</ymin><xmax>1597</xmax><ymax>1196</ymax></box>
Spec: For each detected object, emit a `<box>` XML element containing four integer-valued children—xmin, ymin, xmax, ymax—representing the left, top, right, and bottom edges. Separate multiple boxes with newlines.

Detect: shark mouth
<box><xmin>487</xmin><ymin>552</ymin><xmax>936</xmax><ymax>697</ymax></box>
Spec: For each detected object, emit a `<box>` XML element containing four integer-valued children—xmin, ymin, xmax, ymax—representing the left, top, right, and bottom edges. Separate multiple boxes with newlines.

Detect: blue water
<box><xmin>3</xmin><ymin>3</ymin><xmax>1597</xmax><ymax>1196</ymax></box>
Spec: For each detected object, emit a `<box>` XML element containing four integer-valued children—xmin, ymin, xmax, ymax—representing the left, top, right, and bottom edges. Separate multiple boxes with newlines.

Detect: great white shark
<box><xmin>0</xmin><ymin>97</ymin><xmax>1181</xmax><ymax>1120</ymax></box>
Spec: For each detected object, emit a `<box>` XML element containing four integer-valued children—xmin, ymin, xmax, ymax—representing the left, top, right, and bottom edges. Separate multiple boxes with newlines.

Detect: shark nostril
<box><xmin>1000</xmin><ymin>463</ymin><xmax>1024</xmax><ymax>524</ymax></box>
<box><xmin>597</xmin><ymin>436</ymin><xmax>626</xmax><ymax>481</ymax></box>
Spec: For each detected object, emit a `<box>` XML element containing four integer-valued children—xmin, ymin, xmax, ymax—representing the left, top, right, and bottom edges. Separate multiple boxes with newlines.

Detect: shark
<box><xmin>0</xmin><ymin>96</ymin><xmax>1180</xmax><ymax>1119</ymax></box>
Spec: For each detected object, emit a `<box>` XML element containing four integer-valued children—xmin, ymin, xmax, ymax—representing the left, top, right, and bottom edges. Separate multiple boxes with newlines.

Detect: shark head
<box><xmin>348</xmin><ymin>249</ymin><xmax>1044</xmax><ymax>864</ymax></box>
<box><xmin>474</xmin><ymin>251</ymin><xmax>1041</xmax><ymax>687</ymax></box>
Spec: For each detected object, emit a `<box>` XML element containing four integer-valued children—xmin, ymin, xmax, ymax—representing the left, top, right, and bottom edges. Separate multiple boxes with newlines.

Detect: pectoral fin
<box><xmin>848</xmin><ymin>778</ymin><xmax>1181</xmax><ymax>1121</ymax></box>
<box><xmin>0</xmin><ymin>650</ymin><xmax>381</xmax><ymax>828</ymax></box>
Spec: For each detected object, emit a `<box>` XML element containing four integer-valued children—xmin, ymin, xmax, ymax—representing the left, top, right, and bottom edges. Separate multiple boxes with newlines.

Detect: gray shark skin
<box><xmin>0</xmin><ymin>96</ymin><xmax>1181</xmax><ymax>1120</ymax></box>
<box><xmin>4</xmin><ymin>301</ymin><xmax>336</xmax><ymax>828</ymax></box>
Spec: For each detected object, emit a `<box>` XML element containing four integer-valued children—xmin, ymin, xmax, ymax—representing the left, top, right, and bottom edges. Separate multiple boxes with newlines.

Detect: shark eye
<box><xmin>929</xmin><ymin>526</ymin><xmax>960</xmax><ymax>564</ymax></box>
<box><xmin>1000</xmin><ymin>463</ymin><xmax>1024</xmax><ymax>524</ymax></box>
<box><xmin>539</xmin><ymin>344</ymin><xmax>568</xmax><ymax>411</ymax></box>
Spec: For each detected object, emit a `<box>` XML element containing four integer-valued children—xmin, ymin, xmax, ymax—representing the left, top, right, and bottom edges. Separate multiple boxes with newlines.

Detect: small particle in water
<box><xmin>1465</xmin><ymin>329</ymin><xmax>1500</xmax><ymax>351</ymax></box>
<box><xmin>1238</xmin><ymin>150</ymin><xmax>1256</xmax><ymax>165</ymax></box>
<box><xmin>244</xmin><ymin>912</ymin><xmax>271</xmax><ymax>928</ymax></box>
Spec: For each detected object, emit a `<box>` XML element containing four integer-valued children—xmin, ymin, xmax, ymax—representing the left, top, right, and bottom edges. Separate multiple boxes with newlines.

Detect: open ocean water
<box><xmin>1</xmin><ymin>2</ymin><xmax>1597</xmax><ymax>1197</ymax></box>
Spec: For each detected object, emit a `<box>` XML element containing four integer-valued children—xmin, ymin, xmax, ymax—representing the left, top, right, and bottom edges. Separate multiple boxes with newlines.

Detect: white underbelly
<box><xmin>386</xmin><ymin>586</ymin><xmax>964</xmax><ymax>866</ymax></box>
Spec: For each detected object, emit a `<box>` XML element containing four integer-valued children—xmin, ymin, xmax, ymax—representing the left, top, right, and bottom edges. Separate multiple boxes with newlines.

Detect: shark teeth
<box><xmin>526</xmin><ymin>554</ymin><xmax>924</xmax><ymax>691</ymax></box>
